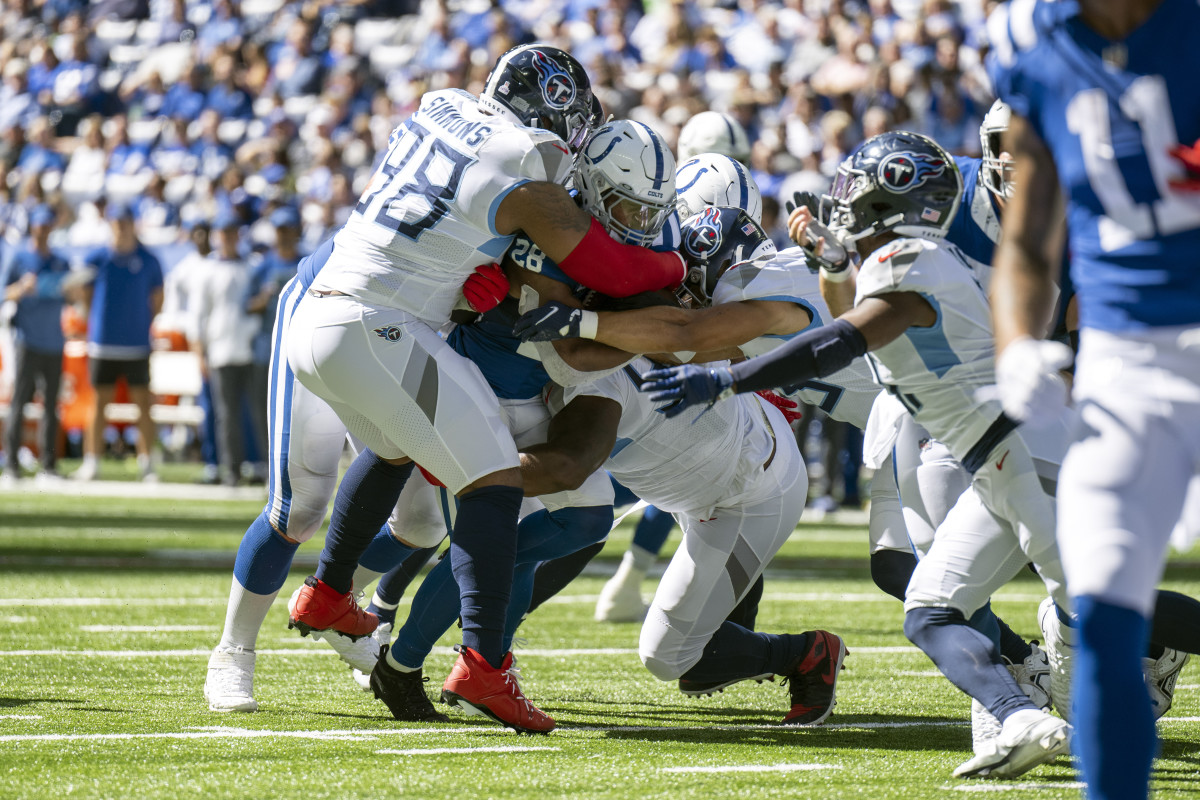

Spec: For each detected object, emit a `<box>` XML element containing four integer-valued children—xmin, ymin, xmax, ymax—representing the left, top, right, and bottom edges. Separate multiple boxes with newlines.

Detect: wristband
<box><xmin>579</xmin><ymin>309</ymin><xmax>599</xmax><ymax>339</ymax></box>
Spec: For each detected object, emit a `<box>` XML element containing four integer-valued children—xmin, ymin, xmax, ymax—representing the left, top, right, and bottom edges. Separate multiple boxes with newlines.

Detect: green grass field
<box><xmin>3</xmin><ymin>490</ymin><xmax>1200</xmax><ymax>799</ymax></box>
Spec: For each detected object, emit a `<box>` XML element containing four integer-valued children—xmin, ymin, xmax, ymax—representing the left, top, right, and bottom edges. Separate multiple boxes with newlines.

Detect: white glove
<box><xmin>993</xmin><ymin>337</ymin><xmax>1075</xmax><ymax>424</ymax></box>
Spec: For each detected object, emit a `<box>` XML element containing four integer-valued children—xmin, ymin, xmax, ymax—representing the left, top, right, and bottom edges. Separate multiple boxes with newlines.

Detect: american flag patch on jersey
<box><xmin>742</xmin><ymin>223</ymin><xmax>757</xmax><ymax>235</ymax></box>
<box><xmin>921</xmin><ymin>208</ymin><xmax>941</xmax><ymax>222</ymax></box>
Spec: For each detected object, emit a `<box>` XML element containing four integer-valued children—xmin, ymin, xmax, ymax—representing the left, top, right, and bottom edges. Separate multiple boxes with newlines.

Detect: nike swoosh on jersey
<box><xmin>995</xmin><ymin>450</ymin><xmax>1009</xmax><ymax>470</ymax></box>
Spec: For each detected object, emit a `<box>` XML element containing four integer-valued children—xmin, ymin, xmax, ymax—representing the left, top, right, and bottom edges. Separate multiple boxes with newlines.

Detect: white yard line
<box><xmin>79</xmin><ymin>625</ymin><xmax>218</xmax><ymax>632</ymax></box>
<box><xmin>0</xmin><ymin>715</ymin><xmax>41</xmax><ymax>720</ymax></box>
<box><xmin>0</xmin><ymin>645</ymin><xmax>923</xmax><ymax>658</ymax></box>
<box><xmin>0</xmin><ymin>598</ymin><xmax>224</xmax><ymax>607</ymax></box>
<box><xmin>0</xmin><ymin>726</ymin><xmax>483</xmax><ymax>743</ymax></box>
<box><xmin>376</xmin><ymin>746</ymin><xmax>560</xmax><ymax>755</ymax></box>
<box><xmin>662</xmin><ymin>764</ymin><xmax>840</xmax><ymax>773</ymax></box>
<box><xmin>952</xmin><ymin>784</ymin><xmax>1085</xmax><ymax>792</ymax></box>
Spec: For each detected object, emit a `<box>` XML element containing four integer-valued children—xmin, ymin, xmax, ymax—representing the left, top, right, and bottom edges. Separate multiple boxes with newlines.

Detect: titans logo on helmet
<box><xmin>682</xmin><ymin>206</ymin><xmax>724</xmax><ymax>260</ymax></box>
<box><xmin>530</xmin><ymin>50</ymin><xmax>576</xmax><ymax>110</ymax></box>
<box><xmin>374</xmin><ymin>326</ymin><xmax>403</xmax><ymax>342</ymax></box>
<box><xmin>878</xmin><ymin>152</ymin><xmax>947</xmax><ymax>194</ymax></box>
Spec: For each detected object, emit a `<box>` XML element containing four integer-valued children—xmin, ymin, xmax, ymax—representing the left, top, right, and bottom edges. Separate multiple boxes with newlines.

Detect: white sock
<box><xmin>82</xmin><ymin>454</ymin><xmax>98</xmax><ymax>469</ymax></box>
<box><xmin>370</xmin><ymin>592</ymin><xmax>399</xmax><ymax>613</ymax></box>
<box><xmin>628</xmin><ymin>545</ymin><xmax>655</xmax><ymax>573</ymax></box>
<box><xmin>216</xmin><ymin>578</ymin><xmax>279</xmax><ymax>652</ymax></box>
<box><xmin>351</xmin><ymin>565</ymin><xmax>383</xmax><ymax>595</ymax></box>
<box><xmin>385</xmin><ymin>646</ymin><xmax>419</xmax><ymax>673</ymax></box>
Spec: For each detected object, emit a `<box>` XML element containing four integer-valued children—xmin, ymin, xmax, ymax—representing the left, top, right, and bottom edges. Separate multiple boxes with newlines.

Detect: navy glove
<box><xmin>513</xmin><ymin>301</ymin><xmax>598</xmax><ymax>342</ymax></box>
<box><xmin>639</xmin><ymin>364</ymin><xmax>736</xmax><ymax>418</ymax></box>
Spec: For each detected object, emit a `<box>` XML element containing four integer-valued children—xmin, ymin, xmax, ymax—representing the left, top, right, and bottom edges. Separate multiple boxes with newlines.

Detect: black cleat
<box><xmin>370</xmin><ymin>646</ymin><xmax>450</xmax><ymax>723</ymax></box>
<box><xmin>678</xmin><ymin>673</ymin><xmax>775</xmax><ymax>697</ymax></box>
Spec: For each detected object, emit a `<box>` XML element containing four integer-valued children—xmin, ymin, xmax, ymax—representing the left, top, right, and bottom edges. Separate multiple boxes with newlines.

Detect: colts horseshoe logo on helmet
<box><xmin>530</xmin><ymin>50</ymin><xmax>576</xmax><ymax>110</ymax></box>
<box><xmin>878</xmin><ymin>151</ymin><xmax>947</xmax><ymax>194</ymax></box>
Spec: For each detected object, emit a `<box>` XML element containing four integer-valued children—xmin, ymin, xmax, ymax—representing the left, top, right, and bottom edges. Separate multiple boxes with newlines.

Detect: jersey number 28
<box><xmin>355</xmin><ymin>120</ymin><xmax>474</xmax><ymax>240</ymax></box>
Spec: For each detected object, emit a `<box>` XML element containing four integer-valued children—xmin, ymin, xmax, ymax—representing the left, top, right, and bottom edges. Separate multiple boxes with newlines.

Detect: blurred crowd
<box><xmin>0</xmin><ymin>0</ymin><xmax>998</xmax><ymax>489</ymax></box>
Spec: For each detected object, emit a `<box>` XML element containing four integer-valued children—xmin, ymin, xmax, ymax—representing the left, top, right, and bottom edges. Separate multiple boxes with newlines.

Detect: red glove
<box><xmin>1169</xmin><ymin>138</ymin><xmax>1200</xmax><ymax>192</ymax></box>
<box><xmin>463</xmin><ymin>263</ymin><xmax>509</xmax><ymax>313</ymax></box>
<box><xmin>417</xmin><ymin>464</ymin><xmax>445</xmax><ymax>488</ymax></box>
<box><xmin>755</xmin><ymin>390</ymin><xmax>803</xmax><ymax>424</ymax></box>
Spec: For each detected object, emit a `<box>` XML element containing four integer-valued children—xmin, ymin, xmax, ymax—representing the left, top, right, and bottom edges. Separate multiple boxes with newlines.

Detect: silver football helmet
<box><xmin>980</xmin><ymin>99</ymin><xmax>1016</xmax><ymax>201</ymax></box>
<box><xmin>675</xmin><ymin>153</ymin><xmax>763</xmax><ymax>224</ymax></box>
<box><xmin>677</xmin><ymin>111</ymin><xmax>751</xmax><ymax>164</ymax></box>
<box><xmin>575</xmin><ymin>120</ymin><xmax>677</xmax><ymax>247</ymax></box>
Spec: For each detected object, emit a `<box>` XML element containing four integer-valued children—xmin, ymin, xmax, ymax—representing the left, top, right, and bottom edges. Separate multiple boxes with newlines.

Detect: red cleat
<box><xmin>287</xmin><ymin>576</ymin><xmax>378</xmax><ymax>640</ymax></box>
<box><xmin>441</xmin><ymin>646</ymin><xmax>556</xmax><ymax>734</ymax></box>
<box><xmin>781</xmin><ymin>629</ymin><xmax>848</xmax><ymax>725</ymax></box>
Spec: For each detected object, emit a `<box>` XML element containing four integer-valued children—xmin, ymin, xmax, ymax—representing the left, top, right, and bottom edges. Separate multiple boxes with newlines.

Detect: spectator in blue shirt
<box><xmin>190</xmin><ymin>110</ymin><xmax>235</xmax><ymax>182</ymax></box>
<box><xmin>2</xmin><ymin>205</ymin><xmax>71</xmax><ymax>481</ymax></box>
<box><xmin>206</xmin><ymin>54</ymin><xmax>254</xmax><ymax>120</ymax></box>
<box><xmin>268</xmin><ymin>18</ymin><xmax>325</xmax><ymax>99</ymax></box>
<box><xmin>75</xmin><ymin>203</ymin><xmax>164</xmax><ymax>482</ymax></box>
<box><xmin>47</xmin><ymin>33</ymin><xmax>101</xmax><ymax>136</ymax></box>
<box><xmin>161</xmin><ymin>62</ymin><xmax>207</xmax><ymax>122</ymax></box>
<box><xmin>15</xmin><ymin>117</ymin><xmax>65</xmax><ymax>181</ymax></box>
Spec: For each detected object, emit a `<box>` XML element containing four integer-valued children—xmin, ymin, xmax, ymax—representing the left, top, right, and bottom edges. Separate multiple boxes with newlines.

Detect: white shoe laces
<box><xmin>208</xmin><ymin>646</ymin><xmax>255</xmax><ymax>697</ymax></box>
<box><xmin>502</xmin><ymin>659</ymin><xmax>535</xmax><ymax>714</ymax></box>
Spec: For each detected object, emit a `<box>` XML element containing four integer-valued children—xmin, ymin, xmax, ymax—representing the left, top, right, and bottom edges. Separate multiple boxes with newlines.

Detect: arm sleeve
<box><xmin>557</xmin><ymin>218</ymin><xmax>687</xmax><ymax>298</ymax></box>
<box><xmin>729</xmin><ymin>318</ymin><xmax>868</xmax><ymax>395</ymax></box>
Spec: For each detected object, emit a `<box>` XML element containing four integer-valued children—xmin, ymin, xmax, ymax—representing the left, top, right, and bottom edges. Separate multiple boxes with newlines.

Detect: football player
<box><xmin>677</xmin><ymin>110</ymin><xmax>752</xmax><ymax>164</ymax></box>
<box><xmin>593</xmin><ymin>151</ymin><xmax>764</xmax><ymax>624</ymax></box>
<box><xmin>203</xmin><ymin>235</ymin><xmax>487</xmax><ymax>713</ymax></box>
<box><xmin>987</xmin><ymin>1</ymin><xmax>1200</xmax><ymax>796</ymax></box>
<box><xmin>642</xmin><ymin>132</ymin><xmax>1074</xmax><ymax>778</ymax></box>
<box><xmin>335</xmin><ymin>119</ymin><xmax>682</xmax><ymax>721</ymax></box>
<box><xmin>283</xmin><ymin>45</ymin><xmax>686</xmax><ymax>734</ymax></box>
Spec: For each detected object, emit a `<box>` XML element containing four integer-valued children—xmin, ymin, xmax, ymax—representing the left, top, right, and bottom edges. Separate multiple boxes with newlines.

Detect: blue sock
<box><xmin>905</xmin><ymin>606</ymin><xmax>1032</xmax><ymax>721</ymax></box>
<box><xmin>502</xmin><ymin>563</ymin><xmax>537</xmax><ymax>652</ymax></box>
<box><xmin>517</xmin><ymin>506</ymin><xmax>612</xmax><ymax>563</ymax></box>
<box><xmin>1074</xmin><ymin>595</ymin><xmax>1154</xmax><ymax>800</ymax></box>
<box><xmin>314</xmin><ymin>450</ymin><xmax>413</xmax><ymax>593</ymax></box>
<box><xmin>726</xmin><ymin>575</ymin><xmax>764</xmax><ymax>630</ymax></box>
<box><xmin>1151</xmin><ymin>589</ymin><xmax>1200</xmax><ymax>654</ymax></box>
<box><xmin>968</xmin><ymin>602</ymin><xmax>1002</xmax><ymax>653</ymax></box>
<box><xmin>632</xmin><ymin>505</ymin><xmax>674</xmax><ymax>555</ymax></box>
<box><xmin>680</xmin><ymin>622</ymin><xmax>807</xmax><ymax>683</ymax></box>
<box><xmin>450</xmin><ymin>484</ymin><xmax>522</xmax><ymax>668</ymax></box>
<box><xmin>359</xmin><ymin>527</ymin><xmax>418</xmax><ymax>574</ymax></box>
<box><xmin>233</xmin><ymin>511</ymin><xmax>299</xmax><ymax>594</ymax></box>
<box><xmin>369</xmin><ymin>547</ymin><xmax>439</xmax><ymax>625</ymax></box>
<box><xmin>390</xmin><ymin>556</ymin><xmax>460</xmax><ymax>669</ymax></box>
<box><xmin>996</xmin><ymin>614</ymin><xmax>1033</xmax><ymax>663</ymax></box>
<box><xmin>870</xmin><ymin>549</ymin><xmax>917</xmax><ymax>602</ymax></box>
<box><xmin>610</xmin><ymin>475</ymin><xmax>638</xmax><ymax>507</ymax></box>
<box><xmin>528</xmin><ymin>541</ymin><xmax>605</xmax><ymax>614</ymax></box>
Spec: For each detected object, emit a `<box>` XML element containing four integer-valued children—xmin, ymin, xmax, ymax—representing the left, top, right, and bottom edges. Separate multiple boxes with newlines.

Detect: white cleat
<box><xmin>1038</xmin><ymin>597</ymin><xmax>1075</xmax><ymax>721</ymax></box>
<box><xmin>72</xmin><ymin>459</ymin><xmax>98</xmax><ymax>482</ymax></box>
<box><xmin>1005</xmin><ymin>641</ymin><xmax>1053</xmax><ymax>711</ymax></box>
<box><xmin>970</xmin><ymin>698</ymin><xmax>1003</xmax><ymax>755</ymax></box>
<box><xmin>1145</xmin><ymin>648</ymin><xmax>1190</xmax><ymax>720</ymax></box>
<box><xmin>595</xmin><ymin>553</ymin><xmax>648</xmax><ymax>623</ymax></box>
<box><xmin>954</xmin><ymin>708</ymin><xmax>1071</xmax><ymax>779</ymax></box>
<box><xmin>314</xmin><ymin>621</ymin><xmax>391</xmax><ymax>676</ymax></box>
<box><xmin>204</xmin><ymin>646</ymin><xmax>258</xmax><ymax>712</ymax></box>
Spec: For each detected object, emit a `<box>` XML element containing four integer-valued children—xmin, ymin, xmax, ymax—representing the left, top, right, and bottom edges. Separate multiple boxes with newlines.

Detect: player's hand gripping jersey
<box><xmin>854</xmin><ymin>238</ymin><xmax>1007</xmax><ymax>467</ymax></box>
<box><xmin>713</xmin><ymin>246</ymin><xmax>880</xmax><ymax>428</ymax></box>
<box><xmin>312</xmin><ymin>89</ymin><xmax>575</xmax><ymax>325</ymax></box>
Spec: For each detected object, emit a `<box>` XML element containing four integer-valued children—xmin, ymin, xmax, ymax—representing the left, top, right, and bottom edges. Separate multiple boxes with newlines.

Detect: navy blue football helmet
<box><xmin>479</xmin><ymin>44</ymin><xmax>597</xmax><ymax>153</ymax></box>
<box><xmin>825</xmin><ymin>131</ymin><xmax>962</xmax><ymax>247</ymax></box>
<box><xmin>678</xmin><ymin>206</ymin><xmax>776</xmax><ymax>307</ymax></box>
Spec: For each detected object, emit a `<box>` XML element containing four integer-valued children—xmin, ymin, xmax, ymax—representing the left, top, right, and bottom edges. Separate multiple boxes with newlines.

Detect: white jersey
<box><xmin>313</xmin><ymin>89</ymin><xmax>575</xmax><ymax>325</ymax></box>
<box><xmin>712</xmin><ymin>246</ymin><xmax>880</xmax><ymax>428</ymax></box>
<box><xmin>854</xmin><ymin>237</ymin><xmax>1005</xmax><ymax>463</ymax></box>
<box><xmin>563</xmin><ymin>358</ymin><xmax>776</xmax><ymax>517</ymax></box>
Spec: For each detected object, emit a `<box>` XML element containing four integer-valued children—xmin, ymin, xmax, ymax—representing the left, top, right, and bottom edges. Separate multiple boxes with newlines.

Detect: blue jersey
<box><xmin>4</xmin><ymin>248</ymin><xmax>70</xmax><ymax>353</ymax></box>
<box><xmin>85</xmin><ymin>244</ymin><xmax>163</xmax><ymax>358</ymax></box>
<box><xmin>297</xmin><ymin>236</ymin><xmax>337</xmax><ymax>289</ymax></box>
<box><xmin>947</xmin><ymin>156</ymin><xmax>1002</xmax><ymax>267</ymax></box>
<box><xmin>987</xmin><ymin>0</ymin><xmax>1200</xmax><ymax>332</ymax></box>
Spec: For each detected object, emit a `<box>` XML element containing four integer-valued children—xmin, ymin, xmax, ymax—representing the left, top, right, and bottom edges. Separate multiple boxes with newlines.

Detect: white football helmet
<box><xmin>675</xmin><ymin>153</ymin><xmax>763</xmax><ymax>224</ymax></box>
<box><xmin>980</xmin><ymin>99</ymin><xmax>1016</xmax><ymax>201</ymax></box>
<box><xmin>576</xmin><ymin>120</ymin><xmax>677</xmax><ymax>247</ymax></box>
<box><xmin>677</xmin><ymin>111</ymin><xmax>751</xmax><ymax>163</ymax></box>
